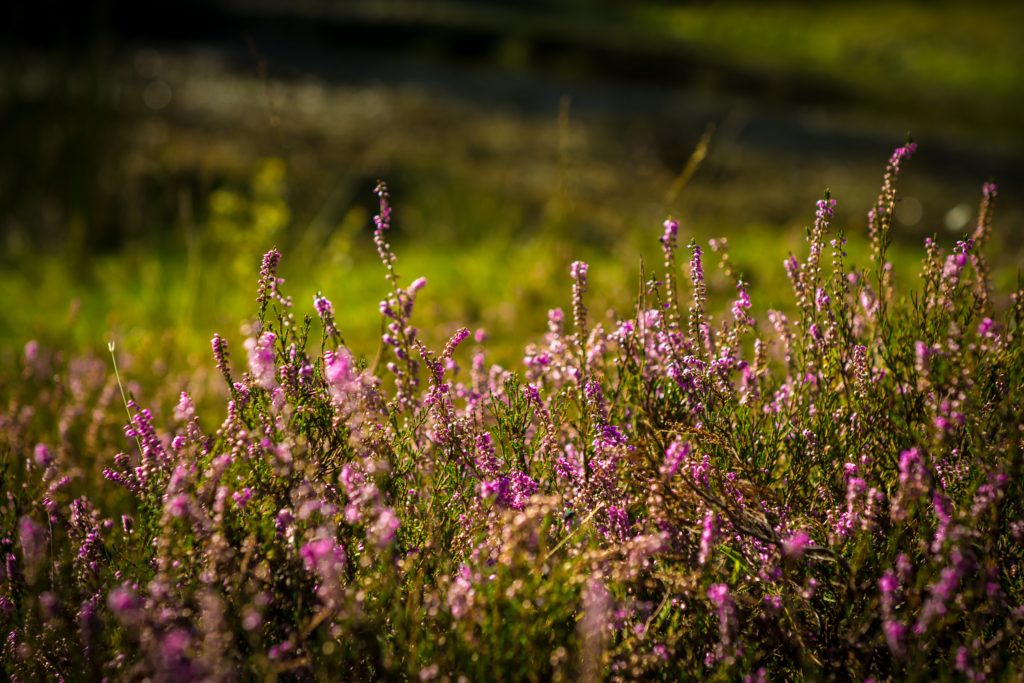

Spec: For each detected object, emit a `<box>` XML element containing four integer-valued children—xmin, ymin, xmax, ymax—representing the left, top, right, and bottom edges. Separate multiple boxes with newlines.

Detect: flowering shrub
<box><xmin>2</xmin><ymin>148</ymin><xmax>1022</xmax><ymax>681</ymax></box>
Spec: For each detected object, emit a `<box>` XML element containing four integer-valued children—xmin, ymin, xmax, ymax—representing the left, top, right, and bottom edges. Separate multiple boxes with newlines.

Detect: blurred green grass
<box><xmin>2</xmin><ymin>1</ymin><xmax>1021</xmax><ymax>382</ymax></box>
<box><xmin>0</xmin><ymin>155</ymin><xmax>947</xmax><ymax>380</ymax></box>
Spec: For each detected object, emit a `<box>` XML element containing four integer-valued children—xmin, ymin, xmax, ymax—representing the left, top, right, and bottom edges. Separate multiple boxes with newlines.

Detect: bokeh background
<box><xmin>2</xmin><ymin>0</ymin><xmax>1022</xmax><ymax>372</ymax></box>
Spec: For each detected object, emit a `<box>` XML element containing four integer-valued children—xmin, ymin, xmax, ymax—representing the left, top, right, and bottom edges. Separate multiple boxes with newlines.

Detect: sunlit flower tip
<box><xmin>313</xmin><ymin>293</ymin><xmax>334</xmax><ymax>317</ymax></box>
<box><xmin>662</xmin><ymin>219</ymin><xmax>679</xmax><ymax>245</ymax></box>
<box><xmin>816</xmin><ymin>197</ymin><xmax>837</xmax><ymax>218</ymax></box>
<box><xmin>891</xmin><ymin>142</ymin><xmax>917</xmax><ymax>165</ymax></box>
<box><xmin>443</xmin><ymin>327</ymin><xmax>471</xmax><ymax>358</ymax></box>
<box><xmin>570</xmin><ymin>260</ymin><xmax>589</xmax><ymax>281</ymax></box>
<box><xmin>409</xmin><ymin>277</ymin><xmax>428</xmax><ymax>293</ymax></box>
<box><xmin>256</xmin><ymin>249</ymin><xmax>282</xmax><ymax>305</ymax></box>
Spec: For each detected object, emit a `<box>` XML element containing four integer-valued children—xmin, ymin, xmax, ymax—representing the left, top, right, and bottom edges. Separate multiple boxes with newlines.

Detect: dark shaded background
<box><xmin>2</xmin><ymin>0</ymin><xmax>1021</xmax><ymax>361</ymax></box>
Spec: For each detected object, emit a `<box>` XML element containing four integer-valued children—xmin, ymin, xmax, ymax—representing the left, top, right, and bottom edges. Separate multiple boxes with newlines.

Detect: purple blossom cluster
<box><xmin>1</xmin><ymin>146</ymin><xmax>1022</xmax><ymax>681</ymax></box>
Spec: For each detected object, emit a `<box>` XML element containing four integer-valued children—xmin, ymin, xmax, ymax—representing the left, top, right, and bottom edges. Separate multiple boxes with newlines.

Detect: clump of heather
<box><xmin>2</xmin><ymin>148</ymin><xmax>1023</xmax><ymax>682</ymax></box>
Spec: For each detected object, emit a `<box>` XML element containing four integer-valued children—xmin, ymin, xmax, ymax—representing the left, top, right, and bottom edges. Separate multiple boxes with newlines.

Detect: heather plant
<box><xmin>1</xmin><ymin>145</ymin><xmax>1022</xmax><ymax>682</ymax></box>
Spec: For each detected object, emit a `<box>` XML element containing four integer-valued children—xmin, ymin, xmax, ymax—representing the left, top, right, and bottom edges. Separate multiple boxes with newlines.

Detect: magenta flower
<box><xmin>166</xmin><ymin>494</ymin><xmax>190</xmax><ymax>519</ymax></box>
<box><xmin>300</xmin><ymin>536</ymin><xmax>347</xmax><ymax>587</ymax></box>
<box><xmin>107</xmin><ymin>585</ymin><xmax>141</xmax><ymax>616</ymax></box>
<box><xmin>370</xmin><ymin>507</ymin><xmax>401</xmax><ymax>547</ymax></box>
<box><xmin>781</xmin><ymin>531</ymin><xmax>812</xmax><ymax>559</ymax></box>
<box><xmin>33</xmin><ymin>443</ymin><xmax>53</xmax><ymax>467</ymax></box>
<box><xmin>447</xmin><ymin>565</ymin><xmax>475</xmax><ymax>619</ymax></box>
<box><xmin>698</xmin><ymin>511</ymin><xmax>718</xmax><ymax>565</ymax></box>
<box><xmin>244</xmin><ymin>332</ymin><xmax>277</xmax><ymax>390</ymax></box>
<box><xmin>18</xmin><ymin>516</ymin><xmax>47</xmax><ymax>567</ymax></box>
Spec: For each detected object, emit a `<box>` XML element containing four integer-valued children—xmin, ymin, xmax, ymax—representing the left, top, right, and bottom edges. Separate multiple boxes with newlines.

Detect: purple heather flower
<box><xmin>324</xmin><ymin>348</ymin><xmax>359</xmax><ymax>406</ymax></box>
<box><xmin>661</xmin><ymin>218</ymin><xmax>679</xmax><ymax>247</ymax></box>
<box><xmin>107</xmin><ymin>585</ymin><xmax>140</xmax><ymax>616</ymax></box>
<box><xmin>33</xmin><ymin>443</ymin><xmax>53</xmax><ymax>467</ymax></box>
<box><xmin>268</xmin><ymin>641</ymin><xmax>292</xmax><ymax>661</ymax></box>
<box><xmin>743</xmin><ymin>668</ymin><xmax>768</xmax><ymax>683</ymax></box>
<box><xmin>174</xmin><ymin>392</ymin><xmax>195</xmax><ymax>422</ymax></box>
<box><xmin>212</xmin><ymin>333</ymin><xmax>231</xmax><ymax>382</ymax></box>
<box><xmin>879</xmin><ymin>570</ymin><xmax>899</xmax><ymax>598</ymax></box>
<box><xmin>915</xmin><ymin>563</ymin><xmax>962</xmax><ymax>634</ymax></box>
<box><xmin>547</xmin><ymin>307</ymin><xmax>564</xmax><ymax>331</ymax></box>
<box><xmin>816</xmin><ymin>197</ymin><xmax>837</xmax><ymax>219</ymax></box>
<box><xmin>784</xmin><ymin>254</ymin><xmax>800</xmax><ymax>282</ymax></box>
<box><xmin>244</xmin><ymin>332</ymin><xmax>277</xmax><ymax>390</ymax></box>
<box><xmin>300</xmin><ymin>537</ymin><xmax>346</xmax><ymax>577</ymax></box>
<box><xmin>606</xmin><ymin>506</ymin><xmax>630</xmax><ymax>540</ymax></box>
<box><xmin>896</xmin><ymin>141</ymin><xmax>917</xmax><ymax>161</ymax></box>
<box><xmin>782</xmin><ymin>531</ymin><xmax>812</xmax><ymax>559</ymax></box>
<box><xmin>232</xmin><ymin>488</ymin><xmax>253</xmax><ymax>509</ymax></box>
<box><xmin>24</xmin><ymin>339</ymin><xmax>39</xmax><ymax>364</ymax></box>
<box><xmin>18</xmin><ymin>516</ymin><xmax>47</xmax><ymax>567</ymax></box>
<box><xmin>698</xmin><ymin>510</ymin><xmax>718</xmax><ymax>565</ymax></box>
<box><xmin>707</xmin><ymin>583</ymin><xmax>730</xmax><ymax>606</ymax></box>
<box><xmin>325</xmin><ymin>348</ymin><xmax>353</xmax><ymax>384</ymax></box>
<box><xmin>447</xmin><ymin>565</ymin><xmax>475</xmax><ymax>619</ymax></box>
<box><xmin>256</xmin><ymin>249</ymin><xmax>282</xmax><ymax>308</ymax></box>
<box><xmin>661</xmin><ymin>440</ymin><xmax>690</xmax><ymax>479</ymax></box>
<box><xmin>275</xmin><ymin>509</ymin><xmax>294</xmax><ymax>538</ymax></box>
<box><xmin>313</xmin><ymin>293</ymin><xmax>334</xmax><ymax>319</ymax></box>
<box><xmin>707</xmin><ymin>582</ymin><xmax>738</xmax><ymax>663</ymax></box>
<box><xmin>442</xmin><ymin>327</ymin><xmax>470</xmax><ymax>359</ymax></box>
<box><xmin>899</xmin><ymin>448</ymin><xmax>922</xmax><ymax>485</ymax></box>
<box><xmin>166</xmin><ymin>494</ymin><xmax>189</xmax><ymax>519</ymax></box>
<box><xmin>731</xmin><ymin>284</ymin><xmax>752</xmax><ymax>325</ymax></box>
<box><xmin>977</xmin><ymin>317</ymin><xmax>996</xmax><ymax>338</ymax></box>
<box><xmin>690</xmin><ymin>245</ymin><xmax>705</xmax><ymax>287</ymax></box>
<box><xmin>884</xmin><ymin>620</ymin><xmax>907</xmax><ymax>658</ymax></box>
<box><xmin>482</xmin><ymin>472</ymin><xmax>539</xmax><ymax>511</ymax></box>
<box><xmin>369</xmin><ymin>507</ymin><xmax>400</xmax><ymax>547</ymax></box>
